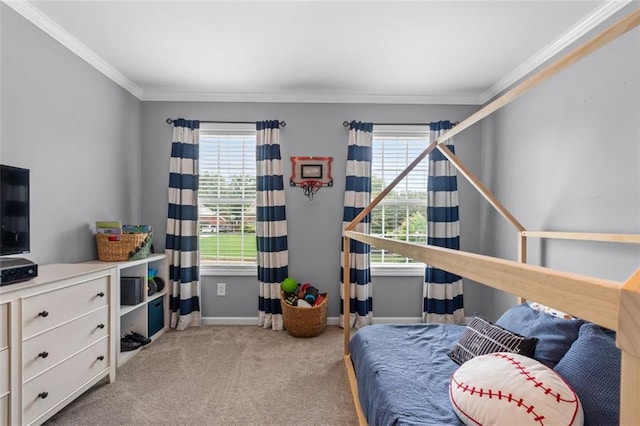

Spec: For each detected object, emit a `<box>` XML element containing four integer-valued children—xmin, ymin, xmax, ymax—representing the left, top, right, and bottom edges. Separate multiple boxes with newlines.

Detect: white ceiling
<box><xmin>7</xmin><ymin>1</ymin><xmax>631</xmax><ymax>104</ymax></box>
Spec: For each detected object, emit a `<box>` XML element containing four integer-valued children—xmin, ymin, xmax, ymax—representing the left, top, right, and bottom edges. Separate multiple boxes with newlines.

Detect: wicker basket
<box><xmin>96</xmin><ymin>233</ymin><xmax>152</xmax><ymax>262</ymax></box>
<box><xmin>281</xmin><ymin>291</ymin><xmax>328</xmax><ymax>337</ymax></box>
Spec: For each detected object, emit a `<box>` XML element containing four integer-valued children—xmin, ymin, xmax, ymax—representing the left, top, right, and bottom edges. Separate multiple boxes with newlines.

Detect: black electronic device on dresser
<box><xmin>0</xmin><ymin>257</ymin><xmax>37</xmax><ymax>285</ymax></box>
<box><xmin>121</xmin><ymin>276</ymin><xmax>144</xmax><ymax>305</ymax></box>
<box><xmin>0</xmin><ymin>164</ymin><xmax>38</xmax><ymax>285</ymax></box>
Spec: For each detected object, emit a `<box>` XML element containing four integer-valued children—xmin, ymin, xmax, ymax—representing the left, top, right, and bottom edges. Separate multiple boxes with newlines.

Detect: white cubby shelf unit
<box><xmin>86</xmin><ymin>253</ymin><xmax>169</xmax><ymax>367</ymax></box>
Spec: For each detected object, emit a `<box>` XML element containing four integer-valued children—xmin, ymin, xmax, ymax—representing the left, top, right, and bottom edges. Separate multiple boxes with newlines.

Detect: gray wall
<box><xmin>6</xmin><ymin>1</ymin><xmax>636</xmax><ymax>323</ymax></box>
<box><xmin>479</xmin><ymin>6</ymin><xmax>640</xmax><ymax>320</ymax></box>
<box><xmin>0</xmin><ymin>4</ymin><xmax>143</xmax><ymax>264</ymax></box>
<box><xmin>141</xmin><ymin>102</ymin><xmax>484</xmax><ymax>319</ymax></box>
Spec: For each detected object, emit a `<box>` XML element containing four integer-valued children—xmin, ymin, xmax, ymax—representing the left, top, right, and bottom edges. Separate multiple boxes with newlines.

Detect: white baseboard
<box><xmin>200</xmin><ymin>316</ymin><xmax>424</xmax><ymax>326</ymax></box>
<box><xmin>201</xmin><ymin>317</ymin><xmax>258</xmax><ymax>326</ymax></box>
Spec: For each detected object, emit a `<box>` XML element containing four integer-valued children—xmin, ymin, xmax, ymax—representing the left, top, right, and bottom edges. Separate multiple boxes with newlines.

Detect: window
<box><xmin>199</xmin><ymin>123</ymin><xmax>256</xmax><ymax>268</ymax></box>
<box><xmin>371</xmin><ymin>125</ymin><xmax>430</xmax><ymax>267</ymax></box>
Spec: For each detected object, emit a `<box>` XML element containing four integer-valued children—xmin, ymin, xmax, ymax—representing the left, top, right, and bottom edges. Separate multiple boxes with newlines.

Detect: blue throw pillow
<box><xmin>554</xmin><ymin>323</ymin><xmax>620</xmax><ymax>426</ymax></box>
<box><xmin>495</xmin><ymin>303</ymin><xmax>584</xmax><ymax>368</ymax></box>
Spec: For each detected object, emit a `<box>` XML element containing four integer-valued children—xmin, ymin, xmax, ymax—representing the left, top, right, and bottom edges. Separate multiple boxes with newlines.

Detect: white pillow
<box><xmin>527</xmin><ymin>301</ymin><xmax>577</xmax><ymax>320</ymax></box>
<box><xmin>450</xmin><ymin>352</ymin><xmax>583</xmax><ymax>425</ymax></box>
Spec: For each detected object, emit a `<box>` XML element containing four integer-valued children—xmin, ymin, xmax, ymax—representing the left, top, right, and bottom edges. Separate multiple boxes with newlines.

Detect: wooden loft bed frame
<box><xmin>341</xmin><ymin>8</ymin><xmax>640</xmax><ymax>426</ymax></box>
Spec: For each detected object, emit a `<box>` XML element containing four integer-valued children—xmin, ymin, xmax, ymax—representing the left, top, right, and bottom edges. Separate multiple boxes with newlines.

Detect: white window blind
<box><xmin>371</xmin><ymin>125</ymin><xmax>430</xmax><ymax>265</ymax></box>
<box><xmin>199</xmin><ymin>123</ymin><xmax>256</xmax><ymax>266</ymax></box>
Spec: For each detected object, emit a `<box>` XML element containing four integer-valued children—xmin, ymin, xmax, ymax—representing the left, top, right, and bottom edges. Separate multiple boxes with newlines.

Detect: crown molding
<box><xmin>480</xmin><ymin>0</ymin><xmax>633</xmax><ymax>104</ymax></box>
<box><xmin>140</xmin><ymin>90</ymin><xmax>482</xmax><ymax>105</ymax></box>
<box><xmin>3</xmin><ymin>0</ymin><xmax>144</xmax><ymax>99</ymax></box>
<box><xmin>6</xmin><ymin>0</ymin><xmax>629</xmax><ymax>105</ymax></box>
<box><xmin>4</xmin><ymin>0</ymin><xmax>479</xmax><ymax>105</ymax></box>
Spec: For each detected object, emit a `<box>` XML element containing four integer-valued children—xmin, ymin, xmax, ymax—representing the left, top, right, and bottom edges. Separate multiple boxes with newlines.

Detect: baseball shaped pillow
<box><xmin>450</xmin><ymin>352</ymin><xmax>583</xmax><ymax>425</ymax></box>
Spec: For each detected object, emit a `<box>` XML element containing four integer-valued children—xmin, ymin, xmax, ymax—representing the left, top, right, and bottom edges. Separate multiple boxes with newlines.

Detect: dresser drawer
<box><xmin>0</xmin><ymin>394</ymin><xmax>8</xmax><ymax>426</ymax></box>
<box><xmin>22</xmin><ymin>276</ymin><xmax>109</xmax><ymax>339</ymax></box>
<box><xmin>23</xmin><ymin>337</ymin><xmax>109</xmax><ymax>425</ymax></box>
<box><xmin>0</xmin><ymin>348</ymin><xmax>8</xmax><ymax>396</ymax></box>
<box><xmin>23</xmin><ymin>306</ymin><xmax>109</xmax><ymax>382</ymax></box>
<box><xmin>0</xmin><ymin>303</ymin><xmax>8</xmax><ymax>349</ymax></box>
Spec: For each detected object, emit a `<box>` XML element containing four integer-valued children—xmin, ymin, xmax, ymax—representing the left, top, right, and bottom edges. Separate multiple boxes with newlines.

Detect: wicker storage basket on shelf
<box><xmin>96</xmin><ymin>233</ymin><xmax>152</xmax><ymax>262</ymax></box>
<box><xmin>281</xmin><ymin>291</ymin><xmax>328</xmax><ymax>337</ymax></box>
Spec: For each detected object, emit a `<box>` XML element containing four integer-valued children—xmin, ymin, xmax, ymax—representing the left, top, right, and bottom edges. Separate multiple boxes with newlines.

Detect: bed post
<box><xmin>343</xmin><ymin>236</ymin><xmax>351</xmax><ymax>356</ymax></box>
<box><xmin>517</xmin><ymin>232</ymin><xmax>527</xmax><ymax>304</ymax></box>
<box><xmin>517</xmin><ymin>232</ymin><xmax>527</xmax><ymax>263</ymax></box>
<box><xmin>618</xmin><ymin>267</ymin><xmax>640</xmax><ymax>424</ymax></box>
<box><xmin>342</xmin><ymin>234</ymin><xmax>368</xmax><ymax>425</ymax></box>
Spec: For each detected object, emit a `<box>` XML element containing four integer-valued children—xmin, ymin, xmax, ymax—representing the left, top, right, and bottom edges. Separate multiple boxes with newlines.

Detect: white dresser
<box><xmin>0</xmin><ymin>302</ymin><xmax>9</xmax><ymax>425</ymax></box>
<box><xmin>0</xmin><ymin>263</ymin><xmax>117</xmax><ymax>426</ymax></box>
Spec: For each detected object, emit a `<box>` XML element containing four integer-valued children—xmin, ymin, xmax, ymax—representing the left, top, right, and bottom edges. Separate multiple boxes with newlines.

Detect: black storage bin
<box><xmin>121</xmin><ymin>276</ymin><xmax>143</xmax><ymax>305</ymax></box>
<box><xmin>148</xmin><ymin>296</ymin><xmax>164</xmax><ymax>337</ymax></box>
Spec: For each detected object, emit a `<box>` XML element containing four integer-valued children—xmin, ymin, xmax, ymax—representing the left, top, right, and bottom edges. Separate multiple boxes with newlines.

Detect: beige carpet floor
<box><xmin>45</xmin><ymin>325</ymin><xmax>359</xmax><ymax>425</ymax></box>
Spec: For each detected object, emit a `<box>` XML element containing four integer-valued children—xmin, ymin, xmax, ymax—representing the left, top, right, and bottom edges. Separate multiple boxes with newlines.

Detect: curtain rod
<box><xmin>342</xmin><ymin>120</ymin><xmax>459</xmax><ymax>127</ymax></box>
<box><xmin>166</xmin><ymin>118</ymin><xmax>286</xmax><ymax>127</ymax></box>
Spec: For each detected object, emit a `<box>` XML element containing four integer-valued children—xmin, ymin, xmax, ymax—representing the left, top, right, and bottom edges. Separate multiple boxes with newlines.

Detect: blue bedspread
<box><xmin>349</xmin><ymin>324</ymin><xmax>466</xmax><ymax>426</ymax></box>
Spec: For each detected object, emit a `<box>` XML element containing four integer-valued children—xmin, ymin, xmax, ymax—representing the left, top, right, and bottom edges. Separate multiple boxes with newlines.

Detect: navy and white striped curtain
<box><xmin>423</xmin><ymin>120</ymin><xmax>464</xmax><ymax>324</ymax></box>
<box><xmin>166</xmin><ymin>118</ymin><xmax>201</xmax><ymax>331</ymax></box>
<box><xmin>256</xmin><ymin>120</ymin><xmax>288</xmax><ymax>331</ymax></box>
<box><xmin>340</xmin><ymin>121</ymin><xmax>373</xmax><ymax>329</ymax></box>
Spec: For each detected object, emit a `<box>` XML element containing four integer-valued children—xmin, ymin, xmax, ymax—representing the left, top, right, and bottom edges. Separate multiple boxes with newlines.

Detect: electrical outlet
<box><xmin>217</xmin><ymin>282</ymin><xmax>226</xmax><ymax>296</ymax></box>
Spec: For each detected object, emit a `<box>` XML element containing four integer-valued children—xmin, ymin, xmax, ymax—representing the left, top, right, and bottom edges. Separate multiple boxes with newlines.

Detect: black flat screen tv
<box><xmin>0</xmin><ymin>164</ymin><xmax>30</xmax><ymax>256</ymax></box>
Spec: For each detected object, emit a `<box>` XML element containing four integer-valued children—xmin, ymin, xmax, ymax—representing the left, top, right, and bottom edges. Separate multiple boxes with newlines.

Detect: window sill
<box><xmin>371</xmin><ymin>265</ymin><xmax>425</xmax><ymax>277</ymax></box>
<box><xmin>201</xmin><ymin>266</ymin><xmax>257</xmax><ymax>277</ymax></box>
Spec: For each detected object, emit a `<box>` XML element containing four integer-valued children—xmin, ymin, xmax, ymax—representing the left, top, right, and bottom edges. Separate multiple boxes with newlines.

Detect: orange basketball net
<box><xmin>300</xmin><ymin>180</ymin><xmax>325</xmax><ymax>200</ymax></box>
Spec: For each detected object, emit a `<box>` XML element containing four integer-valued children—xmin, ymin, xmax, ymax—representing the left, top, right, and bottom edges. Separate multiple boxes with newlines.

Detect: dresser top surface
<box><xmin>0</xmin><ymin>263</ymin><xmax>114</xmax><ymax>296</ymax></box>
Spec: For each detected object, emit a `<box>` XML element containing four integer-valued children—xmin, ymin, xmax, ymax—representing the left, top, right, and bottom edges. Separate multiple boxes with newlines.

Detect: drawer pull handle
<box><xmin>38</xmin><ymin>351</ymin><xmax>49</xmax><ymax>359</ymax></box>
<box><xmin>97</xmin><ymin>355</ymin><xmax>105</xmax><ymax>361</ymax></box>
<box><xmin>97</xmin><ymin>323</ymin><xmax>105</xmax><ymax>329</ymax></box>
<box><xmin>97</xmin><ymin>292</ymin><xmax>105</xmax><ymax>297</ymax></box>
<box><xmin>38</xmin><ymin>392</ymin><xmax>48</xmax><ymax>399</ymax></box>
<box><xmin>38</xmin><ymin>311</ymin><xmax>49</xmax><ymax>318</ymax></box>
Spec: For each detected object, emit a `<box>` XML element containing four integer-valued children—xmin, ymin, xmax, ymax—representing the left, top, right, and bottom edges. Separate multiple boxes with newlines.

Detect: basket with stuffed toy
<box><xmin>96</xmin><ymin>224</ymin><xmax>152</xmax><ymax>261</ymax></box>
<box><xmin>280</xmin><ymin>277</ymin><xmax>328</xmax><ymax>337</ymax></box>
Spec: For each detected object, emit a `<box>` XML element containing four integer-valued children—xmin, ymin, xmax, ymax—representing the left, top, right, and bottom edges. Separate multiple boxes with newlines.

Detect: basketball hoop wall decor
<box><xmin>290</xmin><ymin>156</ymin><xmax>333</xmax><ymax>200</ymax></box>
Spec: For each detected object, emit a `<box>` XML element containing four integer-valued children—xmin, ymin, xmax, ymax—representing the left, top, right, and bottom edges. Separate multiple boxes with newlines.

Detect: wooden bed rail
<box><xmin>523</xmin><ymin>231</ymin><xmax>640</xmax><ymax>244</ymax></box>
<box><xmin>619</xmin><ymin>268</ymin><xmax>640</xmax><ymax>425</ymax></box>
<box><xmin>344</xmin><ymin>231</ymin><xmax>622</xmax><ymax>330</ymax></box>
<box><xmin>437</xmin><ymin>144</ymin><xmax>525</xmax><ymax>232</ymax></box>
<box><xmin>515</xmin><ymin>230</ymin><xmax>640</xmax><ymax>303</ymax></box>
<box><xmin>342</xmin><ymin>231</ymin><xmax>640</xmax><ymax>424</ymax></box>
